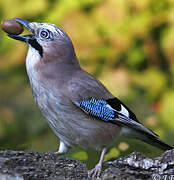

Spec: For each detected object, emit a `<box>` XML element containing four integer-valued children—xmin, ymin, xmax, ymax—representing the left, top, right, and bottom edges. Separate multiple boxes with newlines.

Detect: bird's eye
<box><xmin>39</xmin><ymin>29</ymin><xmax>51</xmax><ymax>39</ymax></box>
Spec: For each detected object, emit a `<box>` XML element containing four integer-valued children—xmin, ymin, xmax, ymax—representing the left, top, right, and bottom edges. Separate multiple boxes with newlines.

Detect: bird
<box><xmin>7</xmin><ymin>18</ymin><xmax>173</xmax><ymax>178</ymax></box>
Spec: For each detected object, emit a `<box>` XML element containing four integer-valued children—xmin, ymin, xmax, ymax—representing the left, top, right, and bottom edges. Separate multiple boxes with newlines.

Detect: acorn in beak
<box><xmin>7</xmin><ymin>18</ymin><xmax>35</xmax><ymax>43</ymax></box>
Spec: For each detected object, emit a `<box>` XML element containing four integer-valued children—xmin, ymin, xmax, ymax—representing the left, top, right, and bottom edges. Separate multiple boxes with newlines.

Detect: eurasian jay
<box><xmin>6</xmin><ymin>18</ymin><xmax>173</xmax><ymax>178</ymax></box>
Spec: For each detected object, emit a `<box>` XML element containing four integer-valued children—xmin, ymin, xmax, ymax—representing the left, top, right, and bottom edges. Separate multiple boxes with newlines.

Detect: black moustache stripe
<box><xmin>28</xmin><ymin>39</ymin><xmax>43</xmax><ymax>57</ymax></box>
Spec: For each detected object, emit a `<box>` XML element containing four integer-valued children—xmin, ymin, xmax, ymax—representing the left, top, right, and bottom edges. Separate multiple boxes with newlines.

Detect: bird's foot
<box><xmin>88</xmin><ymin>164</ymin><xmax>102</xmax><ymax>179</ymax></box>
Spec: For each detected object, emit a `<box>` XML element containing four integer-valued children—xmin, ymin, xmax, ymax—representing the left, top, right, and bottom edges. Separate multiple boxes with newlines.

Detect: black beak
<box><xmin>8</xmin><ymin>18</ymin><xmax>34</xmax><ymax>42</ymax></box>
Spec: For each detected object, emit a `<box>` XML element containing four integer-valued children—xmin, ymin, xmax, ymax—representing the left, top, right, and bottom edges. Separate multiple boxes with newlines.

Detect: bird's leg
<box><xmin>88</xmin><ymin>147</ymin><xmax>106</xmax><ymax>178</ymax></box>
<box><xmin>55</xmin><ymin>141</ymin><xmax>69</xmax><ymax>156</ymax></box>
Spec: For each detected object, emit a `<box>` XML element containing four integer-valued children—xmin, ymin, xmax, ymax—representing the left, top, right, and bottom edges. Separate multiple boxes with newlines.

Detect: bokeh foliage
<box><xmin>0</xmin><ymin>0</ymin><xmax>174</xmax><ymax>169</ymax></box>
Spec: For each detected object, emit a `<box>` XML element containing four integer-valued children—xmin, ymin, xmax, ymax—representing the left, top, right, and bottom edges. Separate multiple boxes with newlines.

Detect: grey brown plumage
<box><xmin>6</xmin><ymin>18</ymin><xmax>173</xmax><ymax>178</ymax></box>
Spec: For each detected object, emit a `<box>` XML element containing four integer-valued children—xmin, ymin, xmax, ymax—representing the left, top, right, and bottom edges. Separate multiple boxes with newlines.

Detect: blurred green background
<box><xmin>0</xmin><ymin>0</ymin><xmax>174</xmax><ymax>169</ymax></box>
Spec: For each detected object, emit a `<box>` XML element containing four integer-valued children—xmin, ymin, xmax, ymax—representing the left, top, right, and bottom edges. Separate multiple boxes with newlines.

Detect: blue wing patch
<box><xmin>76</xmin><ymin>97</ymin><xmax>117</xmax><ymax>121</ymax></box>
<box><xmin>75</xmin><ymin>98</ymin><xmax>160</xmax><ymax>138</ymax></box>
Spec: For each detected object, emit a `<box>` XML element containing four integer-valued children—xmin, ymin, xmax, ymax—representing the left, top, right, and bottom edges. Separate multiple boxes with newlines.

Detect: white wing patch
<box><xmin>120</xmin><ymin>105</ymin><xmax>129</xmax><ymax>117</ymax></box>
<box><xmin>106</xmin><ymin>103</ymin><xmax>129</xmax><ymax>118</ymax></box>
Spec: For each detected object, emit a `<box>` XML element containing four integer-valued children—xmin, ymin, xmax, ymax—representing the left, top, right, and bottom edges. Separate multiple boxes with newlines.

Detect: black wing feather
<box><xmin>106</xmin><ymin>97</ymin><xmax>139</xmax><ymax>123</ymax></box>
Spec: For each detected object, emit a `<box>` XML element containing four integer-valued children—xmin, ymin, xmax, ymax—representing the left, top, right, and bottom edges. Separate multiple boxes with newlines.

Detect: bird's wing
<box><xmin>74</xmin><ymin>97</ymin><xmax>158</xmax><ymax>137</ymax></box>
<box><xmin>68</xmin><ymin>70</ymin><xmax>158</xmax><ymax>138</ymax></box>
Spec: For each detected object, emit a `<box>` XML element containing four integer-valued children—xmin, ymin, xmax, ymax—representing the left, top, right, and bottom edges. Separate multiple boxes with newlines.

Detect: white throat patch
<box><xmin>26</xmin><ymin>45</ymin><xmax>41</xmax><ymax>78</ymax></box>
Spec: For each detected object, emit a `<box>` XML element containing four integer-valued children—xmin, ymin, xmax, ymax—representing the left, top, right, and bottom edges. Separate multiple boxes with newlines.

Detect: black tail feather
<box><xmin>142</xmin><ymin>135</ymin><xmax>173</xmax><ymax>151</ymax></box>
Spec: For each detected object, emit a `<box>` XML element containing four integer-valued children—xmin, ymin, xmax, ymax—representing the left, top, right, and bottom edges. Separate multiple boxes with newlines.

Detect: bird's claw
<box><xmin>88</xmin><ymin>164</ymin><xmax>102</xmax><ymax>179</ymax></box>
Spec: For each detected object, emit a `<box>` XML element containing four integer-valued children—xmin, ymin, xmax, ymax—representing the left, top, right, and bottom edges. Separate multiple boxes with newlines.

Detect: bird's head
<box><xmin>8</xmin><ymin>18</ymin><xmax>76</xmax><ymax>63</ymax></box>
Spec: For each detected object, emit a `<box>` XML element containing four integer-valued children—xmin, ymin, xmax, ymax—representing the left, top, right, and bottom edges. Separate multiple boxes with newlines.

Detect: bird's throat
<box><xmin>28</xmin><ymin>38</ymin><xmax>43</xmax><ymax>57</ymax></box>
